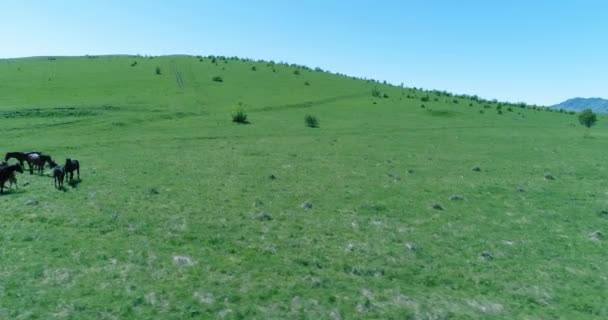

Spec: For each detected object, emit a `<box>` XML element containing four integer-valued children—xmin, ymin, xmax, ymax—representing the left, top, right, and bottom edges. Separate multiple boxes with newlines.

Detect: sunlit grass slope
<box><xmin>0</xmin><ymin>55</ymin><xmax>606</xmax><ymax>319</ymax></box>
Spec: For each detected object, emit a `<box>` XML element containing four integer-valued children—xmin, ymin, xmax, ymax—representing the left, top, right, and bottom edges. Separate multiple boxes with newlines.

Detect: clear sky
<box><xmin>1</xmin><ymin>0</ymin><xmax>606</xmax><ymax>105</ymax></box>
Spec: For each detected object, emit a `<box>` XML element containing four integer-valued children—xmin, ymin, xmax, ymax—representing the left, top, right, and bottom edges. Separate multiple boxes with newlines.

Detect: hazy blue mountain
<box><xmin>553</xmin><ymin>97</ymin><xmax>608</xmax><ymax>113</ymax></box>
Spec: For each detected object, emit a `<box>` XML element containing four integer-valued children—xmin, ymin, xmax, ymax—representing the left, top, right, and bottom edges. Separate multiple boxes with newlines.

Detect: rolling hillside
<box><xmin>0</xmin><ymin>55</ymin><xmax>606</xmax><ymax>319</ymax></box>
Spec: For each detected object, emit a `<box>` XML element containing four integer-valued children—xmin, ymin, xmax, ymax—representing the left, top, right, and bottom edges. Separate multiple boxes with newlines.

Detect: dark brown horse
<box><xmin>0</xmin><ymin>161</ymin><xmax>17</xmax><ymax>190</ymax></box>
<box><xmin>65</xmin><ymin>158</ymin><xmax>80</xmax><ymax>182</ymax></box>
<box><xmin>5</xmin><ymin>151</ymin><xmax>41</xmax><ymax>174</ymax></box>
<box><xmin>48</xmin><ymin>160</ymin><xmax>65</xmax><ymax>188</ymax></box>
<box><xmin>27</xmin><ymin>153</ymin><xmax>52</xmax><ymax>175</ymax></box>
<box><xmin>0</xmin><ymin>164</ymin><xmax>24</xmax><ymax>193</ymax></box>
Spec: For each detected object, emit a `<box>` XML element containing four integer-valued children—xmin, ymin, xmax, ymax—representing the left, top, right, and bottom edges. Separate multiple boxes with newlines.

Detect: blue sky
<box><xmin>1</xmin><ymin>0</ymin><xmax>606</xmax><ymax>105</ymax></box>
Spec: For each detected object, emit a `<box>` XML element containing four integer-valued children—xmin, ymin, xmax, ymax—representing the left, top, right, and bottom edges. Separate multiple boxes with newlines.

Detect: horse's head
<box><xmin>15</xmin><ymin>164</ymin><xmax>24</xmax><ymax>174</ymax></box>
<box><xmin>48</xmin><ymin>160</ymin><xmax>58</xmax><ymax>168</ymax></box>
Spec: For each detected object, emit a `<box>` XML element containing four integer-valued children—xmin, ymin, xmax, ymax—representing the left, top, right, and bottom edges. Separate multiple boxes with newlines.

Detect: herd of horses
<box><xmin>0</xmin><ymin>151</ymin><xmax>80</xmax><ymax>193</ymax></box>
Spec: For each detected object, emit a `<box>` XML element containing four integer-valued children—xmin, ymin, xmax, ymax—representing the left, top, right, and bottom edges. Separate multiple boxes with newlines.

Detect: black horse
<box><xmin>0</xmin><ymin>164</ymin><xmax>24</xmax><ymax>194</ymax></box>
<box><xmin>27</xmin><ymin>153</ymin><xmax>52</xmax><ymax>175</ymax></box>
<box><xmin>65</xmin><ymin>158</ymin><xmax>80</xmax><ymax>182</ymax></box>
<box><xmin>48</xmin><ymin>160</ymin><xmax>65</xmax><ymax>188</ymax></box>
<box><xmin>5</xmin><ymin>151</ymin><xmax>41</xmax><ymax>173</ymax></box>
<box><xmin>0</xmin><ymin>161</ymin><xmax>17</xmax><ymax>190</ymax></box>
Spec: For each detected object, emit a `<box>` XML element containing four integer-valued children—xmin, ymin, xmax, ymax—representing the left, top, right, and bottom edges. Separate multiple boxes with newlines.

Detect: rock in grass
<box><xmin>255</xmin><ymin>212</ymin><xmax>273</xmax><ymax>221</ymax></box>
<box><xmin>404</xmin><ymin>242</ymin><xmax>417</xmax><ymax>251</ymax></box>
<box><xmin>481</xmin><ymin>251</ymin><xmax>494</xmax><ymax>260</ymax></box>
<box><xmin>544</xmin><ymin>174</ymin><xmax>555</xmax><ymax>181</ymax></box>
<box><xmin>431</xmin><ymin>203</ymin><xmax>444</xmax><ymax>210</ymax></box>
<box><xmin>301</xmin><ymin>201</ymin><xmax>313</xmax><ymax>210</ymax></box>
<box><xmin>472</xmin><ymin>166</ymin><xmax>482</xmax><ymax>172</ymax></box>
<box><xmin>25</xmin><ymin>199</ymin><xmax>38</xmax><ymax>206</ymax></box>
<box><xmin>172</xmin><ymin>255</ymin><xmax>194</xmax><ymax>266</ymax></box>
<box><xmin>449</xmin><ymin>195</ymin><xmax>464</xmax><ymax>201</ymax></box>
<box><xmin>589</xmin><ymin>231</ymin><xmax>604</xmax><ymax>241</ymax></box>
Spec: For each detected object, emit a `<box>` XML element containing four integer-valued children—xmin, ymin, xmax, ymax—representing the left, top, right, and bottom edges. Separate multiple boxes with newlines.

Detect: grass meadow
<box><xmin>0</xmin><ymin>55</ymin><xmax>606</xmax><ymax>319</ymax></box>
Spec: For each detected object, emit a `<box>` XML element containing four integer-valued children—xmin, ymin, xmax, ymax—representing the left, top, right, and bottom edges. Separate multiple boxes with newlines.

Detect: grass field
<box><xmin>0</xmin><ymin>55</ymin><xmax>606</xmax><ymax>319</ymax></box>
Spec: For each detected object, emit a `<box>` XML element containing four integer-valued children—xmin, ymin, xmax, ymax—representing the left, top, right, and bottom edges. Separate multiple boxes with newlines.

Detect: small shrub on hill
<box><xmin>371</xmin><ymin>88</ymin><xmax>381</xmax><ymax>98</ymax></box>
<box><xmin>421</xmin><ymin>96</ymin><xmax>430</xmax><ymax>102</ymax></box>
<box><xmin>155</xmin><ymin>66</ymin><xmax>161</xmax><ymax>75</ymax></box>
<box><xmin>578</xmin><ymin>109</ymin><xmax>597</xmax><ymax>128</ymax></box>
<box><xmin>305</xmin><ymin>115</ymin><xmax>319</xmax><ymax>128</ymax></box>
<box><xmin>212</xmin><ymin>76</ymin><xmax>223</xmax><ymax>82</ymax></box>
<box><xmin>231</xmin><ymin>110</ymin><xmax>249</xmax><ymax>124</ymax></box>
<box><xmin>294</xmin><ymin>70</ymin><xmax>300</xmax><ymax>75</ymax></box>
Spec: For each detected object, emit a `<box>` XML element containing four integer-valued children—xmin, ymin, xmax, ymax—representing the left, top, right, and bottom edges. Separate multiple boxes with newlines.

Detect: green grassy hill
<box><xmin>0</xmin><ymin>55</ymin><xmax>606</xmax><ymax>319</ymax></box>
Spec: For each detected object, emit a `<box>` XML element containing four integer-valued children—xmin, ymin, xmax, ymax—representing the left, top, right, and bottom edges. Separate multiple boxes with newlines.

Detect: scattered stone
<box><xmin>481</xmin><ymin>251</ymin><xmax>494</xmax><ymax>260</ymax></box>
<box><xmin>449</xmin><ymin>195</ymin><xmax>464</xmax><ymax>201</ymax></box>
<box><xmin>472</xmin><ymin>166</ymin><xmax>482</xmax><ymax>172</ymax></box>
<box><xmin>544</xmin><ymin>174</ymin><xmax>555</xmax><ymax>181</ymax></box>
<box><xmin>301</xmin><ymin>201</ymin><xmax>313</xmax><ymax>210</ymax></box>
<box><xmin>589</xmin><ymin>231</ymin><xmax>604</xmax><ymax>241</ymax></box>
<box><xmin>431</xmin><ymin>203</ymin><xmax>444</xmax><ymax>210</ymax></box>
<box><xmin>404</xmin><ymin>242</ymin><xmax>417</xmax><ymax>251</ymax></box>
<box><xmin>193</xmin><ymin>291</ymin><xmax>214</xmax><ymax>304</ymax></box>
<box><xmin>255</xmin><ymin>212</ymin><xmax>273</xmax><ymax>221</ymax></box>
<box><xmin>25</xmin><ymin>199</ymin><xmax>38</xmax><ymax>206</ymax></box>
<box><xmin>172</xmin><ymin>255</ymin><xmax>194</xmax><ymax>266</ymax></box>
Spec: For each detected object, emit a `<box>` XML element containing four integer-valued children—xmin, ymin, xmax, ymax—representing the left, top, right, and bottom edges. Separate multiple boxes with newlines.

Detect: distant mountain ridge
<box><xmin>552</xmin><ymin>97</ymin><xmax>608</xmax><ymax>113</ymax></box>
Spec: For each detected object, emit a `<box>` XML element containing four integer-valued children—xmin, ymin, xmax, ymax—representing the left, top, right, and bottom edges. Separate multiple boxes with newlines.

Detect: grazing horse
<box><xmin>28</xmin><ymin>153</ymin><xmax>52</xmax><ymax>175</ymax></box>
<box><xmin>65</xmin><ymin>158</ymin><xmax>80</xmax><ymax>182</ymax></box>
<box><xmin>0</xmin><ymin>161</ymin><xmax>17</xmax><ymax>190</ymax></box>
<box><xmin>0</xmin><ymin>164</ymin><xmax>24</xmax><ymax>193</ymax></box>
<box><xmin>48</xmin><ymin>160</ymin><xmax>65</xmax><ymax>188</ymax></box>
<box><xmin>5</xmin><ymin>151</ymin><xmax>41</xmax><ymax>173</ymax></box>
<box><xmin>27</xmin><ymin>153</ymin><xmax>52</xmax><ymax>175</ymax></box>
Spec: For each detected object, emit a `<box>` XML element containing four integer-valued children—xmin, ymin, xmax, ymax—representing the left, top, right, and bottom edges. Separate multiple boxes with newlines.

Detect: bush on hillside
<box><xmin>294</xmin><ymin>70</ymin><xmax>300</xmax><ymax>75</ymax></box>
<box><xmin>231</xmin><ymin>109</ymin><xmax>249</xmax><ymax>124</ymax></box>
<box><xmin>578</xmin><ymin>109</ymin><xmax>598</xmax><ymax>128</ymax></box>
<box><xmin>305</xmin><ymin>115</ymin><xmax>319</xmax><ymax>128</ymax></box>
<box><xmin>421</xmin><ymin>96</ymin><xmax>430</xmax><ymax>102</ymax></box>
<box><xmin>212</xmin><ymin>76</ymin><xmax>223</xmax><ymax>82</ymax></box>
<box><xmin>371</xmin><ymin>88</ymin><xmax>381</xmax><ymax>98</ymax></box>
<box><xmin>155</xmin><ymin>66</ymin><xmax>161</xmax><ymax>75</ymax></box>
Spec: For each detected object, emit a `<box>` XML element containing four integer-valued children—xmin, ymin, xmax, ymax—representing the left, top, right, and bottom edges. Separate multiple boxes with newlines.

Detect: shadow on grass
<box><xmin>68</xmin><ymin>178</ymin><xmax>82</xmax><ymax>188</ymax></box>
<box><xmin>0</xmin><ymin>188</ymin><xmax>26</xmax><ymax>196</ymax></box>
